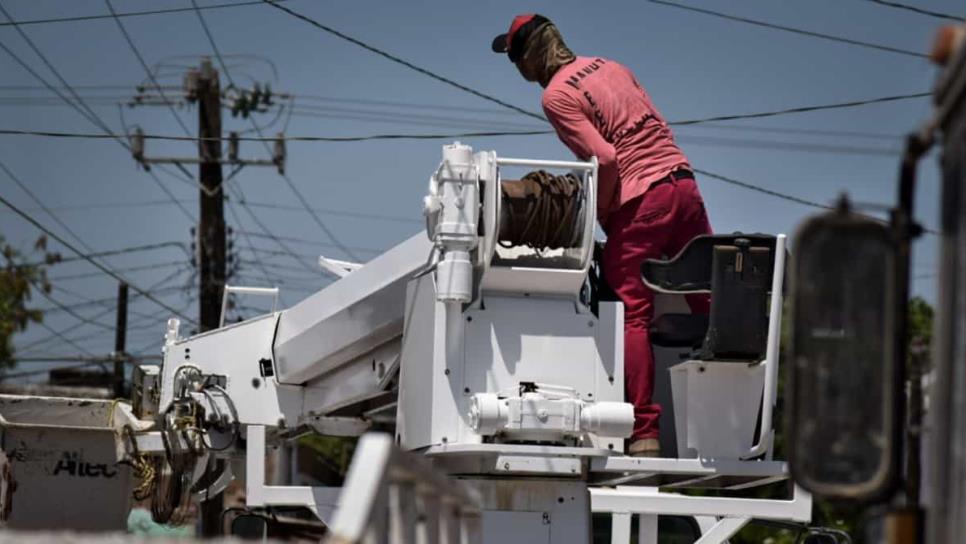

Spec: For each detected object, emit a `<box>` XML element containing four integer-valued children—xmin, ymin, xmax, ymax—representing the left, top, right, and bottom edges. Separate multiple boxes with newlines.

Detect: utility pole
<box><xmin>126</xmin><ymin>56</ymin><xmax>288</xmax><ymax>538</ymax></box>
<box><xmin>194</xmin><ymin>58</ymin><xmax>226</xmax><ymax>538</ymax></box>
<box><xmin>113</xmin><ymin>282</ymin><xmax>128</xmax><ymax>398</ymax></box>
<box><xmin>197</xmin><ymin>58</ymin><xmax>226</xmax><ymax>334</ymax></box>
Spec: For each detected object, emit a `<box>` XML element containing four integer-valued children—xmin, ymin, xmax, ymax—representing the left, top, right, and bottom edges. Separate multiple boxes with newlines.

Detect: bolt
<box><xmin>444</xmin><ymin>368</ymin><xmax>451</xmax><ymax>376</ymax></box>
<box><xmin>503</xmin><ymin>462</ymin><xmax>510</xmax><ymax>470</ymax></box>
<box><xmin>466</xmin><ymin>316</ymin><xmax>473</xmax><ymax>322</ymax></box>
<box><xmin>464</xmin><ymin>387</ymin><xmax>470</xmax><ymax>394</ymax></box>
<box><xmin>251</xmin><ymin>377</ymin><xmax>261</xmax><ymax>389</ymax></box>
<box><xmin>588</xmin><ymin>320</ymin><xmax>594</xmax><ymax>328</ymax></box>
<box><xmin>608</xmin><ymin>376</ymin><xmax>614</xmax><ymax>384</ymax></box>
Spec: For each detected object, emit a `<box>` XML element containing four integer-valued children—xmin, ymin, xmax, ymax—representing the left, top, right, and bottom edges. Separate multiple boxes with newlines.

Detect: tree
<box><xmin>0</xmin><ymin>235</ymin><xmax>59</xmax><ymax>369</ymax></box>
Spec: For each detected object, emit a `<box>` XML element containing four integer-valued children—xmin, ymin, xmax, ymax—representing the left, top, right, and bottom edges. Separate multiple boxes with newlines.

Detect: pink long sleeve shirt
<box><xmin>541</xmin><ymin>56</ymin><xmax>690</xmax><ymax>226</ymax></box>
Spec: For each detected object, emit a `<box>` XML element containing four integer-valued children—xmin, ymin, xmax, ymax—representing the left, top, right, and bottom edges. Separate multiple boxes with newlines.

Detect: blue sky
<box><xmin>0</xmin><ymin>0</ymin><xmax>954</xmax><ymax>375</ymax></box>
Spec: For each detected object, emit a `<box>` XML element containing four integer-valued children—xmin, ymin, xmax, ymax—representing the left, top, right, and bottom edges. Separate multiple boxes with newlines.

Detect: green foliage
<box><xmin>0</xmin><ymin>235</ymin><xmax>60</xmax><ymax>368</ymax></box>
<box><xmin>298</xmin><ymin>434</ymin><xmax>357</xmax><ymax>479</ymax></box>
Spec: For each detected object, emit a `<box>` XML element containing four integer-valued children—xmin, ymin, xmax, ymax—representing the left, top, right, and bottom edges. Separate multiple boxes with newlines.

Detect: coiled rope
<box><xmin>499</xmin><ymin>170</ymin><xmax>584</xmax><ymax>250</ymax></box>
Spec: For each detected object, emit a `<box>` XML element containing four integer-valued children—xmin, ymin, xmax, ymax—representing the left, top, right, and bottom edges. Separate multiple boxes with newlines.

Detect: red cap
<box><xmin>491</xmin><ymin>14</ymin><xmax>550</xmax><ymax>62</ymax></box>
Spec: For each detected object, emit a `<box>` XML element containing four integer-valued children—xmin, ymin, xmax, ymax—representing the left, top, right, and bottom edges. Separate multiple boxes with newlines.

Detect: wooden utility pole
<box><xmin>113</xmin><ymin>281</ymin><xmax>128</xmax><ymax>398</ymax></box>
<box><xmin>126</xmin><ymin>56</ymin><xmax>288</xmax><ymax>538</ymax></box>
<box><xmin>196</xmin><ymin>58</ymin><xmax>226</xmax><ymax>537</ymax></box>
<box><xmin>197</xmin><ymin>58</ymin><xmax>226</xmax><ymax>334</ymax></box>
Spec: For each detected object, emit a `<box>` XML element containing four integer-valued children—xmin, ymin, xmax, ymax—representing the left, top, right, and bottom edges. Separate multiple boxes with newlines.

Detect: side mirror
<box><xmin>788</xmin><ymin>204</ymin><xmax>902</xmax><ymax>502</ymax></box>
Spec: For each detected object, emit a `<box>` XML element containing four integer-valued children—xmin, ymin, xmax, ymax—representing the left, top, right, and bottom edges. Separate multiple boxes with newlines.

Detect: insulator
<box><xmin>228</xmin><ymin>132</ymin><xmax>239</xmax><ymax>163</ymax></box>
<box><xmin>274</xmin><ymin>133</ymin><xmax>286</xmax><ymax>175</ymax></box>
<box><xmin>182</xmin><ymin>69</ymin><xmax>200</xmax><ymax>102</ymax></box>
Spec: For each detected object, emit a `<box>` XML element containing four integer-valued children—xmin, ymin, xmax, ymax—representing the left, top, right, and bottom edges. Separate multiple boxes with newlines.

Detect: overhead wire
<box><xmin>0</xmin><ymin>199</ymin><xmax>191</xmax><ymax>213</ymax></box>
<box><xmin>19</xmin><ymin>241</ymin><xmax>187</xmax><ymax>268</ymax></box>
<box><xmin>0</xmin><ymin>16</ymin><xmax>196</xmax><ymax>221</ymax></box>
<box><xmin>224</xmin><ymin>190</ymin><xmax>277</xmax><ymax>289</ymax></box>
<box><xmin>191</xmin><ymin>1</ymin><xmax>363</xmax><ymax>263</ymax></box>
<box><xmin>19</xmin><ymin>269</ymin><xmax>193</xmax><ymax>354</ymax></box>
<box><xmin>103</xmin><ymin>0</ymin><xmax>193</xmax><ymax>137</ymax></box>
<box><xmin>676</xmin><ymin>134</ymin><xmax>897</xmax><ymax>157</ymax></box>
<box><xmin>49</xmin><ymin>261</ymin><xmax>183</xmax><ymax>281</ymax></box>
<box><xmin>0</xmin><ymin>193</ymin><xmax>199</xmax><ymax>324</ymax></box>
<box><xmin>692</xmin><ymin>167</ymin><xmax>939</xmax><ymax>235</ymax></box>
<box><xmin>643</xmin><ymin>0</ymin><xmax>928</xmax><ymax>59</ymax></box>
<box><xmin>0</xmin><ymin>89</ymin><xmax>930</xmax><ymax>143</ymax></box>
<box><xmin>0</xmin><ymin>0</ymin><xmax>286</xmax><ymax>27</ymax></box>
<box><xmin>229</xmin><ymin>186</ymin><xmax>319</xmax><ymax>273</ymax></box>
<box><xmin>1</xmin><ymin>89</ymin><xmax>926</xmax><ymax>132</ymax></box>
<box><xmin>0</xmin><ymin>157</ymin><xmax>97</xmax><ymax>252</ymax></box>
<box><xmin>242</xmin><ymin>201</ymin><xmax>420</xmax><ymax>225</ymax></box>
<box><xmin>673</xmin><ymin>92</ymin><xmax>930</xmax><ymax>125</ymax></box>
<box><xmin>239</xmin><ymin>232</ymin><xmax>382</xmax><ymax>253</ymax></box>
<box><xmin>260</xmin><ymin>0</ymin><xmax>548</xmax><ymax>122</ymax></box>
<box><xmin>858</xmin><ymin>0</ymin><xmax>963</xmax><ymax>21</ymax></box>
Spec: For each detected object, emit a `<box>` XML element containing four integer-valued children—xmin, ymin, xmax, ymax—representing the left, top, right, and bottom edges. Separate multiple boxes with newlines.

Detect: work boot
<box><xmin>628</xmin><ymin>438</ymin><xmax>661</xmax><ymax>457</ymax></box>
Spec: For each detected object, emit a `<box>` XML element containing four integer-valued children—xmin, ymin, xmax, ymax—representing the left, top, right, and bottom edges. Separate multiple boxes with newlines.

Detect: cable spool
<box><xmin>499</xmin><ymin>170</ymin><xmax>585</xmax><ymax>250</ymax></box>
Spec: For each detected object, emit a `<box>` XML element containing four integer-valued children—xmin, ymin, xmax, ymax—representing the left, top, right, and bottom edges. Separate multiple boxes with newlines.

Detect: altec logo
<box><xmin>52</xmin><ymin>451</ymin><xmax>118</xmax><ymax>479</ymax></box>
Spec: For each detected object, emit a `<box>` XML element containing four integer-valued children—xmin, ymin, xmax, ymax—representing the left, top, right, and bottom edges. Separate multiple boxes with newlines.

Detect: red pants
<box><xmin>603</xmin><ymin>176</ymin><xmax>712</xmax><ymax>440</ymax></box>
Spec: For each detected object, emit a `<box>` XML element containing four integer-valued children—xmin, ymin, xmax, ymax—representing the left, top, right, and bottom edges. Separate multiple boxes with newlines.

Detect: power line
<box><xmin>191</xmin><ymin>3</ymin><xmax>363</xmax><ymax>263</ymax></box>
<box><xmin>285</xmin><ymin>107</ymin><xmax>545</xmax><ymax>132</ymax></box>
<box><xmin>260</xmin><ymin>0</ymin><xmax>548</xmax><ymax>122</ymax></box>
<box><xmin>17</xmin><ymin>269</ymin><xmax>193</xmax><ymax>352</ymax></box>
<box><xmin>225</xmin><ymin>191</ymin><xmax>276</xmax><ymax>288</ymax></box>
<box><xmin>0</xmin><ymin>127</ymin><xmax>550</xmax><ymax>142</ymax></box>
<box><xmin>34</xmin><ymin>285</ymin><xmax>188</xmax><ymax>316</ymax></box>
<box><xmin>672</xmin><ymin>92</ymin><xmax>930</xmax><ymax>125</ymax></box>
<box><xmin>694</xmin><ymin>167</ymin><xmax>838</xmax><ymax>210</ymax></box>
<box><xmin>244</xmin><ymin>200</ymin><xmax>420</xmax><ymax>224</ymax></box>
<box><xmin>859</xmin><ymin>0</ymin><xmax>962</xmax><ymax>21</ymax></box>
<box><xmin>238</xmin><ymin>230</ymin><xmax>383</xmax><ymax>253</ymax></box>
<box><xmin>0</xmin><ymin>199</ymin><xmax>192</xmax><ymax>214</ymax></box>
<box><xmin>0</xmin><ymin>158</ymin><xmax>96</xmax><ymax>252</ymax></box>
<box><xmin>0</xmin><ymin>192</ymin><xmax>199</xmax><ymax>325</ymax></box>
<box><xmin>25</xmin><ymin>288</ymin><xmax>190</xmax><ymax>353</ymax></box>
<box><xmin>644</xmin><ymin>0</ymin><xmax>928</xmax><ymax>59</ymax></box>
<box><xmin>0</xmin><ymin>85</ymin><xmax>148</xmax><ymax>91</ymax></box>
<box><xmin>0</xmin><ymin>0</ymin><xmax>286</xmax><ymax>27</ymax></box>
<box><xmin>692</xmin><ymin>167</ymin><xmax>940</xmax><ymax>235</ymax></box>
<box><xmin>103</xmin><ymin>0</ymin><xmax>193</xmax><ymax>137</ymax></box>
<box><xmin>20</xmin><ymin>241</ymin><xmax>186</xmax><ymax>268</ymax></box>
<box><xmin>0</xmin><ymin>90</ymin><xmax>925</xmax><ymax>134</ymax></box>
<box><xmin>228</xmin><ymin>184</ymin><xmax>319</xmax><ymax>273</ymax></box>
<box><xmin>677</xmin><ymin>134</ymin><xmax>897</xmax><ymax>157</ymax></box>
<box><xmin>678</xmin><ymin>123</ymin><xmax>901</xmax><ymax>142</ymax></box>
<box><xmin>0</xmin><ymin>12</ymin><xmax>197</xmax><ymax>222</ymax></box>
<box><xmin>293</xmin><ymin>93</ymin><xmax>520</xmax><ymax>116</ymax></box>
<box><xmin>0</xmin><ymin>90</ymin><xmax>929</xmax><ymax>144</ymax></box>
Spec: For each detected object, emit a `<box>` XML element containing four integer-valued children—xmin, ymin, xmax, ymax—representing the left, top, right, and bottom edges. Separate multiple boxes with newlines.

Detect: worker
<box><xmin>492</xmin><ymin>14</ymin><xmax>713</xmax><ymax>457</ymax></box>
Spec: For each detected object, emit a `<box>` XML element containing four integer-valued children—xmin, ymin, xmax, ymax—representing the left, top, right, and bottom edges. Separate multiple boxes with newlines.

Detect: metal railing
<box><xmin>324</xmin><ymin>433</ymin><xmax>482</xmax><ymax>544</ymax></box>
